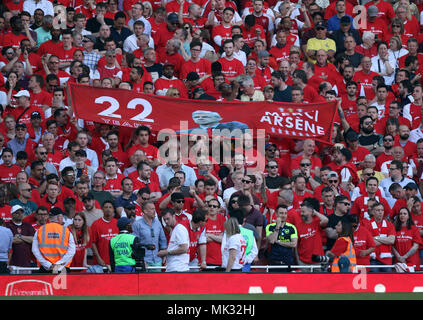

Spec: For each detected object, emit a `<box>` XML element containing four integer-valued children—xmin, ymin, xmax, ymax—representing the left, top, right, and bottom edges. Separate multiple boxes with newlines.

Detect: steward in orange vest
<box><xmin>312</xmin><ymin>218</ymin><xmax>357</xmax><ymax>272</ymax></box>
<box><xmin>328</xmin><ymin>218</ymin><xmax>357</xmax><ymax>273</ymax></box>
<box><xmin>32</xmin><ymin>207</ymin><xmax>76</xmax><ymax>273</ymax></box>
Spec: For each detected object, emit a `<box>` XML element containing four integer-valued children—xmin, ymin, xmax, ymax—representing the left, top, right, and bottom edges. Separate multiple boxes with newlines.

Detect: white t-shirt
<box><xmin>166</xmin><ymin>223</ymin><xmax>190</xmax><ymax>272</ymax></box>
<box><xmin>221</xmin><ymin>232</ymin><xmax>247</xmax><ymax>270</ymax></box>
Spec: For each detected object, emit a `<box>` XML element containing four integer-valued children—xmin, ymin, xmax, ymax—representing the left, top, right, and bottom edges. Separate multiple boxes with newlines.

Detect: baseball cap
<box><xmin>13</xmin><ymin>90</ymin><xmax>31</xmax><ymax>98</ymax></box>
<box><xmin>257</xmin><ymin>50</ymin><xmax>270</xmax><ymax>58</ymax></box>
<box><xmin>83</xmin><ymin>34</ymin><xmax>97</xmax><ymax>44</ymax></box>
<box><xmin>186</xmin><ymin>72</ymin><xmax>200</xmax><ymax>81</ymax></box>
<box><xmin>11</xmin><ymin>205</ymin><xmax>24</xmax><ymax>214</ymax></box>
<box><xmin>340</xmin><ymin>16</ymin><xmax>351</xmax><ymax>25</ymax></box>
<box><xmin>345</xmin><ymin>130</ymin><xmax>358</xmax><ymax>141</ymax></box>
<box><xmin>171</xmin><ymin>192</ymin><xmax>184</xmax><ymax>202</ymax></box>
<box><xmin>49</xmin><ymin>207</ymin><xmax>64</xmax><ymax>216</ymax></box>
<box><xmin>31</xmin><ymin>111</ymin><xmax>42</xmax><ymax>119</ymax></box>
<box><xmin>327</xmin><ymin>171</ymin><xmax>339</xmax><ymax>179</ymax></box>
<box><xmin>167</xmin><ymin>12</ymin><xmax>179</xmax><ymax>23</ymax></box>
<box><xmin>15</xmin><ymin>123</ymin><xmax>27</xmax><ymax>130</ymax></box>
<box><xmin>315</xmin><ymin>21</ymin><xmax>327</xmax><ymax>29</ymax></box>
<box><xmin>367</xmin><ymin>5</ymin><xmax>378</xmax><ymax>17</ymax></box>
<box><xmin>265</xmin><ymin>143</ymin><xmax>277</xmax><ymax>150</ymax></box>
<box><xmin>117</xmin><ymin>217</ymin><xmax>132</xmax><ymax>231</ymax></box>
<box><xmin>404</xmin><ymin>182</ymin><xmax>418</xmax><ymax>190</ymax></box>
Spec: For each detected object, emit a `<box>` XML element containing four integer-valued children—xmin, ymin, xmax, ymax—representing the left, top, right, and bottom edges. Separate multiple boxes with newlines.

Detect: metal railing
<box><xmin>6</xmin><ymin>264</ymin><xmax>421</xmax><ymax>274</ymax></box>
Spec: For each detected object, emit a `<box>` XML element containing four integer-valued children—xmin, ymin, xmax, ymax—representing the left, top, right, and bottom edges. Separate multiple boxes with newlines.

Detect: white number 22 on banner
<box><xmin>95</xmin><ymin>96</ymin><xmax>154</xmax><ymax>123</ymax></box>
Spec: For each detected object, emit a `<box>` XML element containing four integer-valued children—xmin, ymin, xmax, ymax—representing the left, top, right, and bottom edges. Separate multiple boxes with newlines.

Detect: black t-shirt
<box><xmin>344</xmin><ymin>127</ymin><xmax>381</xmax><ymax>147</ymax></box>
<box><xmin>265</xmin><ymin>175</ymin><xmax>284</xmax><ymax>189</ymax></box>
<box><xmin>145</xmin><ymin>63</ymin><xmax>163</xmax><ymax>80</ymax></box>
<box><xmin>86</xmin><ymin>17</ymin><xmax>114</xmax><ymax>34</ymax></box>
<box><xmin>358</xmin><ymin>134</ymin><xmax>381</xmax><ymax>147</ymax></box>
<box><xmin>344</xmin><ymin>52</ymin><xmax>363</xmax><ymax>68</ymax></box>
<box><xmin>273</xmin><ymin>85</ymin><xmax>292</xmax><ymax>102</ymax></box>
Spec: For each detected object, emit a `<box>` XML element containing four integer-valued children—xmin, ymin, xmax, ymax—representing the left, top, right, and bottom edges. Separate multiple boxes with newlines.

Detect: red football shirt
<box><xmin>204</xmin><ymin>213</ymin><xmax>226</xmax><ymax>265</ymax></box>
<box><xmin>90</xmin><ymin>218</ymin><xmax>119</xmax><ymax>265</ymax></box>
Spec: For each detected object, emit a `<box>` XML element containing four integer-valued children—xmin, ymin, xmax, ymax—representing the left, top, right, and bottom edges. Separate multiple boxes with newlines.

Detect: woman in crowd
<box><xmin>371</xmin><ymin>41</ymin><xmax>396</xmax><ymax>85</ymax></box>
<box><xmin>221</xmin><ymin>217</ymin><xmax>247</xmax><ymax>272</ymax></box>
<box><xmin>166</xmin><ymin>87</ymin><xmax>180</xmax><ymax>98</ymax></box>
<box><xmin>326</xmin><ymin>218</ymin><xmax>357</xmax><ymax>273</ymax></box>
<box><xmin>388</xmin><ymin>34</ymin><xmax>408</xmax><ymax>69</ymax></box>
<box><xmin>69</xmin><ymin>212</ymin><xmax>91</xmax><ymax>271</ymax></box>
<box><xmin>393</xmin><ymin>207</ymin><xmax>422</xmax><ymax>271</ymax></box>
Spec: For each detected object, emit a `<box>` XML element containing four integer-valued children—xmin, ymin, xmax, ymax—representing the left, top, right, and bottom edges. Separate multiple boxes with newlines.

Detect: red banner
<box><xmin>68</xmin><ymin>84</ymin><xmax>337</xmax><ymax>144</ymax></box>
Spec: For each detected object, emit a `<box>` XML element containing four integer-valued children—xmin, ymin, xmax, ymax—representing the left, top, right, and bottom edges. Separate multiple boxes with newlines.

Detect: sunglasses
<box><xmin>230</xmin><ymin>200</ymin><xmax>238</xmax><ymax>204</ymax></box>
<box><xmin>267</xmin><ymin>165</ymin><xmax>278</xmax><ymax>169</ymax></box>
<box><xmin>39</xmin><ymin>152</ymin><xmax>48</xmax><ymax>155</ymax></box>
<box><xmin>22</xmin><ymin>188</ymin><xmax>32</xmax><ymax>192</ymax></box>
<box><xmin>175</xmin><ymin>199</ymin><xmax>185</xmax><ymax>203</ymax></box>
<box><xmin>242</xmin><ymin>180</ymin><xmax>252</xmax><ymax>184</ymax></box>
<box><xmin>208</xmin><ymin>205</ymin><xmax>219</xmax><ymax>208</ymax></box>
<box><xmin>328</xmin><ymin>180</ymin><xmax>338</xmax><ymax>183</ymax></box>
<box><xmin>300</xmin><ymin>163</ymin><xmax>311</xmax><ymax>167</ymax></box>
<box><xmin>142</xmin><ymin>197</ymin><xmax>150</xmax><ymax>201</ymax></box>
<box><xmin>364</xmin><ymin>172</ymin><xmax>375</xmax><ymax>176</ymax></box>
<box><xmin>340</xmin><ymin>202</ymin><xmax>351</xmax><ymax>206</ymax></box>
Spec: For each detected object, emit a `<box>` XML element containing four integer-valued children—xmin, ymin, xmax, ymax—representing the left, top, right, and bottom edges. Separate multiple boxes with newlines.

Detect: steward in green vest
<box><xmin>109</xmin><ymin>217</ymin><xmax>140</xmax><ymax>273</ymax></box>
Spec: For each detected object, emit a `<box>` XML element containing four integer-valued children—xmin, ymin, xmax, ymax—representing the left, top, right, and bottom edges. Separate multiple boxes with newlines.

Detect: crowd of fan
<box><xmin>0</xmin><ymin>0</ymin><xmax>423</xmax><ymax>273</ymax></box>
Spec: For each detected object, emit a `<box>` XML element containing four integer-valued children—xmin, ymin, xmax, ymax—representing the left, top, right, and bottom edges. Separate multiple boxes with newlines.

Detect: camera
<box><xmin>311</xmin><ymin>254</ymin><xmax>332</xmax><ymax>264</ymax></box>
<box><xmin>131</xmin><ymin>242</ymin><xmax>155</xmax><ymax>272</ymax></box>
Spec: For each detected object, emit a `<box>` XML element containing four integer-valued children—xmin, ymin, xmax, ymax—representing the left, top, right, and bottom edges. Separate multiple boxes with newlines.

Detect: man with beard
<box><xmin>397</xmin><ymin>79</ymin><xmax>413</xmax><ymax>108</ymax></box>
<box><xmin>338</xmin><ymin>103</ymin><xmax>384</xmax><ymax>155</ymax></box>
<box><xmin>375</xmin><ymin>134</ymin><xmax>395</xmax><ymax>171</ymax></box>
<box><xmin>287</xmin><ymin>198</ymin><xmax>328</xmax><ymax>270</ymax></box>
<box><xmin>37</xmin><ymin>25</ymin><xmax>62</xmax><ymax>57</ymax></box>
<box><xmin>394</xmin><ymin>125</ymin><xmax>416</xmax><ymax>159</ymax></box>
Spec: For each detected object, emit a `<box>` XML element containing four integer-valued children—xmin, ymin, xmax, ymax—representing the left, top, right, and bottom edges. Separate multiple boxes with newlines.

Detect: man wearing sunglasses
<box><xmin>29</xmin><ymin>145</ymin><xmax>58</xmax><ymax>177</ymax></box>
<box><xmin>169</xmin><ymin>192</ymin><xmax>192</xmax><ymax>224</ymax></box>
<box><xmin>7</xmin><ymin>122</ymin><xmax>37</xmax><ymax>162</ymax></box>
<box><xmin>325</xmin><ymin>195</ymin><xmax>351</xmax><ymax>250</ymax></box>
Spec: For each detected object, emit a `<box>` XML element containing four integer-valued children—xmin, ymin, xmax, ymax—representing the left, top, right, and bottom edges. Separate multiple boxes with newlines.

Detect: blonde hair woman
<box><xmin>166</xmin><ymin>87</ymin><xmax>180</xmax><ymax>98</ymax></box>
<box><xmin>221</xmin><ymin>217</ymin><xmax>247</xmax><ymax>272</ymax></box>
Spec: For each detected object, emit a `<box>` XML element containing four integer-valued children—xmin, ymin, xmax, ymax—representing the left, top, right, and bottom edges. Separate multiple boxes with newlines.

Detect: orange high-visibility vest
<box><xmin>331</xmin><ymin>237</ymin><xmax>357</xmax><ymax>273</ymax></box>
<box><xmin>37</xmin><ymin>223</ymin><xmax>72</xmax><ymax>267</ymax></box>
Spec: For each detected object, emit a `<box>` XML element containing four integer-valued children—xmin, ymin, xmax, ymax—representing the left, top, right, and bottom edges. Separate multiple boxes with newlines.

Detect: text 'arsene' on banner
<box><xmin>68</xmin><ymin>83</ymin><xmax>337</xmax><ymax>144</ymax></box>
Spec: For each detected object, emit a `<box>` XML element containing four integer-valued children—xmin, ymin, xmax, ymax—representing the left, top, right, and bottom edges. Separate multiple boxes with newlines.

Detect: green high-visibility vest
<box><xmin>240</xmin><ymin>226</ymin><xmax>254</xmax><ymax>257</ymax></box>
<box><xmin>110</xmin><ymin>233</ymin><xmax>136</xmax><ymax>266</ymax></box>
